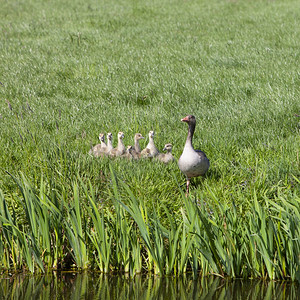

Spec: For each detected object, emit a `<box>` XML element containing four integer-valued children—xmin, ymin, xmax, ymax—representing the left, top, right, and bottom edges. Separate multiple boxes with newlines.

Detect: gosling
<box><xmin>131</xmin><ymin>133</ymin><xmax>144</xmax><ymax>159</ymax></box>
<box><xmin>141</xmin><ymin>130</ymin><xmax>159</xmax><ymax>158</ymax></box>
<box><xmin>109</xmin><ymin>132</ymin><xmax>126</xmax><ymax>157</ymax></box>
<box><xmin>121</xmin><ymin>145</ymin><xmax>134</xmax><ymax>160</ymax></box>
<box><xmin>156</xmin><ymin>143</ymin><xmax>174</xmax><ymax>164</ymax></box>
<box><xmin>92</xmin><ymin>133</ymin><xmax>107</xmax><ymax>157</ymax></box>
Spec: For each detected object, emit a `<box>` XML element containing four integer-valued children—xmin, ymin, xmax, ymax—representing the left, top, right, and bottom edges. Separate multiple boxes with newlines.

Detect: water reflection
<box><xmin>0</xmin><ymin>272</ymin><xmax>299</xmax><ymax>299</ymax></box>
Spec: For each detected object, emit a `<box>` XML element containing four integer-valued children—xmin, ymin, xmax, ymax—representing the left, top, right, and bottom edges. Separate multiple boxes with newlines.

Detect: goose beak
<box><xmin>181</xmin><ymin>116</ymin><xmax>189</xmax><ymax>122</ymax></box>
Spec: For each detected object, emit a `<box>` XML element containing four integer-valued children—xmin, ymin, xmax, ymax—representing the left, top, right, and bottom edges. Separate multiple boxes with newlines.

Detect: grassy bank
<box><xmin>0</xmin><ymin>0</ymin><xmax>299</xmax><ymax>280</ymax></box>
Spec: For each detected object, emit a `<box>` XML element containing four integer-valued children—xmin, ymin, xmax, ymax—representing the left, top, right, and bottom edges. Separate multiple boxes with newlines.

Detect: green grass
<box><xmin>0</xmin><ymin>0</ymin><xmax>299</xmax><ymax>280</ymax></box>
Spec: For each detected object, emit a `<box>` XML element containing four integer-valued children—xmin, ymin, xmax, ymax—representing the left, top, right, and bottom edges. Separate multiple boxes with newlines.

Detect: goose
<box><xmin>121</xmin><ymin>145</ymin><xmax>134</xmax><ymax>159</ymax></box>
<box><xmin>109</xmin><ymin>132</ymin><xmax>126</xmax><ymax>157</ymax></box>
<box><xmin>131</xmin><ymin>133</ymin><xmax>144</xmax><ymax>159</ymax></box>
<box><xmin>99</xmin><ymin>132</ymin><xmax>113</xmax><ymax>155</ymax></box>
<box><xmin>92</xmin><ymin>132</ymin><xmax>113</xmax><ymax>157</ymax></box>
<box><xmin>178</xmin><ymin>115</ymin><xmax>210</xmax><ymax>195</ymax></box>
<box><xmin>91</xmin><ymin>133</ymin><xmax>107</xmax><ymax>157</ymax></box>
<box><xmin>141</xmin><ymin>130</ymin><xmax>159</xmax><ymax>158</ymax></box>
<box><xmin>157</xmin><ymin>143</ymin><xmax>174</xmax><ymax>164</ymax></box>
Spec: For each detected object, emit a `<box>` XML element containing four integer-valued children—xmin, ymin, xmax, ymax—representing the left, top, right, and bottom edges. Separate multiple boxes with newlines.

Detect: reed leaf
<box><xmin>111</xmin><ymin>166</ymin><xmax>164</xmax><ymax>275</ymax></box>
<box><xmin>83</xmin><ymin>182</ymin><xmax>112</xmax><ymax>273</ymax></box>
<box><xmin>64</xmin><ymin>182</ymin><xmax>88</xmax><ymax>269</ymax></box>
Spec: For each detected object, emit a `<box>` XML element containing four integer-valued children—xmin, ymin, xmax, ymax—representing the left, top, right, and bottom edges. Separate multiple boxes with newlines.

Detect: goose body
<box><xmin>141</xmin><ymin>131</ymin><xmax>159</xmax><ymax>158</ymax></box>
<box><xmin>157</xmin><ymin>143</ymin><xmax>174</xmax><ymax>164</ymax></box>
<box><xmin>109</xmin><ymin>132</ymin><xmax>126</xmax><ymax>157</ymax></box>
<box><xmin>178</xmin><ymin>115</ymin><xmax>209</xmax><ymax>194</ymax></box>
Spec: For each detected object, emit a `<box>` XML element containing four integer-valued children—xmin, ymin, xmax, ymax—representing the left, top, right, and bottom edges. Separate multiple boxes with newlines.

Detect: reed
<box><xmin>83</xmin><ymin>181</ymin><xmax>112</xmax><ymax>273</ymax></box>
<box><xmin>116</xmin><ymin>173</ymin><xmax>165</xmax><ymax>275</ymax></box>
<box><xmin>64</xmin><ymin>183</ymin><xmax>89</xmax><ymax>269</ymax></box>
<box><xmin>1</xmin><ymin>168</ymin><xmax>299</xmax><ymax>282</ymax></box>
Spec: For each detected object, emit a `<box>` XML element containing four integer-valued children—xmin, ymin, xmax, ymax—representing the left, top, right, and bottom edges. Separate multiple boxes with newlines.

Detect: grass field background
<box><xmin>0</xmin><ymin>0</ymin><xmax>299</xmax><ymax>278</ymax></box>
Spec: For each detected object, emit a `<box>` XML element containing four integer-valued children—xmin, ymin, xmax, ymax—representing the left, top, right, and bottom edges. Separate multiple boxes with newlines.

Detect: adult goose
<box><xmin>178</xmin><ymin>115</ymin><xmax>209</xmax><ymax>194</ymax></box>
<box><xmin>157</xmin><ymin>143</ymin><xmax>174</xmax><ymax>164</ymax></box>
<box><xmin>141</xmin><ymin>130</ymin><xmax>159</xmax><ymax>158</ymax></box>
<box><xmin>109</xmin><ymin>132</ymin><xmax>126</xmax><ymax>157</ymax></box>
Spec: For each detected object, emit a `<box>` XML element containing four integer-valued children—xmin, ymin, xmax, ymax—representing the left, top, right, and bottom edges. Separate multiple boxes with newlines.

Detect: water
<box><xmin>0</xmin><ymin>272</ymin><xmax>299</xmax><ymax>299</ymax></box>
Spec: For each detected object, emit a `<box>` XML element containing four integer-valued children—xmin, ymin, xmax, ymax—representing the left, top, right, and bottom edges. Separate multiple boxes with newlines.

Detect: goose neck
<box><xmin>118</xmin><ymin>138</ymin><xmax>125</xmax><ymax>151</ymax></box>
<box><xmin>107</xmin><ymin>139</ymin><xmax>113</xmax><ymax>147</ymax></box>
<box><xmin>185</xmin><ymin>122</ymin><xmax>195</xmax><ymax>148</ymax></box>
<box><xmin>149</xmin><ymin>136</ymin><xmax>155</xmax><ymax>145</ymax></box>
<box><xmin>134</xmin><ymin>140</ymin><xmax>141</xmax><ymax>153</ymax></box>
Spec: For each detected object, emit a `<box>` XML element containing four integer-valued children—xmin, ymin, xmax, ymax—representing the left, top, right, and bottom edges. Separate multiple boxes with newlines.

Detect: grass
<box><xmin>0</xmin><ymin>0</ymin><xmax>299</xmax><ymax>280</ymax></box>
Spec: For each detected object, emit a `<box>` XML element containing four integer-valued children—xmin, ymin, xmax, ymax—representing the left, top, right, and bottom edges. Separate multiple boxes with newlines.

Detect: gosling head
<box><xmin>126</xmin><ymin>145</ymin><xmax>134</xmax><ymax>153</ymax></box>
<box><xmin>118</xmin><ymin>132</ymin><xmax>124</xmax><ymax>140</ymax></box>
<box><xmin>134</xmin><ymin>133</ymin><xmax>144</xmax><ymax>141</ymax></box>
<box><xmin>149</xmin><ymin>130</ymin><xmax>155</xmax><ymax>138</ymax></box>
<box><xmin>163</xmin><ymin>143</ymin><xmax>173</xmax><ymax>153</ymax></box>
<box><xmin>107</xmin><ymin>132</ymin><xmax>113</xmax><ymax>141</ymax></box>
<box><xmin>99</xmin><ymin>133</ymin><xmax>105</xmax><ymax>143</ymax></box>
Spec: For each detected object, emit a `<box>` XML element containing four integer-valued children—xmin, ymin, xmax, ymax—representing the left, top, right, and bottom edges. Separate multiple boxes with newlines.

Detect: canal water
<box><xmin>0</xmin><ymin>272</ymin><xmax>299</xmax><ymax>299</ymax></box>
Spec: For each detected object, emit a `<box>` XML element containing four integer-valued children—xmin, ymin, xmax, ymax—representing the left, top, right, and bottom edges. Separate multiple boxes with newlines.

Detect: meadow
<box><xmin>0</xmin><ymin>0</ymin><xmax>299</xmax><ymax>280</ymax></box>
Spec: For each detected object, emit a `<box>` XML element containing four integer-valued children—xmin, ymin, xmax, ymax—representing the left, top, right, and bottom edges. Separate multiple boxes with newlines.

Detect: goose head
<box><xmin>126</xmin><ymin>145</ymin><xmax>134</xmax><ymax>153</ymax></box>
<box><xmin>118</xmin><ymin>132</ymin><xmax>124</xmax><ymax>140</ymax></box>
<box><xmin>181</xmin><ymin>115</ymin><xmax>196</xmax><ymax>124</ymax></box>
<box><xmin>99</xmin><ymin>133</ymin><xmax>105</xmax><ymax>143</ymax></box>
<box><xmin>107</xmin><ymin>132</ymin><xmax>113</xmax><ymax>141</ymax></box>
<box><xmin>163</xmin><ymin>143</ymin><xmax>173</xmax><ymax>153</ymax></box>
<box><xmin>149</xmin><ymin>130</ymin><xmax>155</xmax><ymax>139</ymax></box>
<box><xmin>134</xmin><ymin>133</ymin><xmax>144</xmax><ymax>141</ymax></box>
